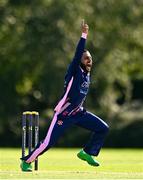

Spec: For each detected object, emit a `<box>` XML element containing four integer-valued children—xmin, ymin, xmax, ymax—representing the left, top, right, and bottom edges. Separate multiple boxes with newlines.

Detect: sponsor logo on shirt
<box><xmin>80</xmin><ymin>81</ymin><xmax>89</xmax><ymax>95</ymax></box>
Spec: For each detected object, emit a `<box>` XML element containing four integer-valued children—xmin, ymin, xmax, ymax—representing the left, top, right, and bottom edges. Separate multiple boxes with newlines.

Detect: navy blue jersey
<box><xmin>55</xmin><ymin>36</ymin><xmax>90</xmax><ymax>115</ymax></box>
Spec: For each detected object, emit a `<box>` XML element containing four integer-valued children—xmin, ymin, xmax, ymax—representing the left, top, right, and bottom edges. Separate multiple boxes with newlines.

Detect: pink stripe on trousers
<box><xmin>26</xmin><ymin>112</ymin><xmax>58</xmax><ymax>163</ymax></box>
<box><xmin>26</xmin><ymin>77</ymin><xmax>74</xmax><ymax>163</ymax></box>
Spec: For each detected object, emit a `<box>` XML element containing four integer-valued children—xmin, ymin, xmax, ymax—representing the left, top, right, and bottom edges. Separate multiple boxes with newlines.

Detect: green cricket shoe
<box><xmin>20</xmin><ymin>160</ymin><xmax>32</xmax><ymax>172</ymax></box>
<box><xmin>77</xmin><ymin>150</ymin><xmax>100</xmax><ymax>166</ymax></box>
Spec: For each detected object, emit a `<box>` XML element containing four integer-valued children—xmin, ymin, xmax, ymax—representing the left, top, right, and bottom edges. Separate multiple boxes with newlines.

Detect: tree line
<box><xmin>0</xmin><ymin>0</ymin><xmax>143</xmax><ymax>147</ymax></box>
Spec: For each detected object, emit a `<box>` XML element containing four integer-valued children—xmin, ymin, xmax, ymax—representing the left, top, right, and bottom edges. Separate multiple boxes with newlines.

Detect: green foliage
<box><xmin>0</xmin><ymin>0</ymin><xmax>143</xmax><ymax>147</ymax></box>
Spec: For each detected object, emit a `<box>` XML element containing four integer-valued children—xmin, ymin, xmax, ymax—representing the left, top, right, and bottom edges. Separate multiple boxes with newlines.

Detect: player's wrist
<box><xmin>81</xmin><ymin>32</ymin><xmax>88</xmax><ymax>39</ymax></box>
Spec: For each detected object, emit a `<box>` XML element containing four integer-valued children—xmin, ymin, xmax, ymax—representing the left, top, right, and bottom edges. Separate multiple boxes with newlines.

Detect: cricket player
<box><xmin>20</xmin><ymin>20</ymin><xmax>109</xmax><ymax>171</ymax></box>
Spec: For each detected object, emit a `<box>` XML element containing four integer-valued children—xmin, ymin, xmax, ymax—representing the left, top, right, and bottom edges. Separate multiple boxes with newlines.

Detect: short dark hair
<box><xmin>84</xmin><ymin>49</ymin><xmax>88</xmax><ymax>52</ymax></box>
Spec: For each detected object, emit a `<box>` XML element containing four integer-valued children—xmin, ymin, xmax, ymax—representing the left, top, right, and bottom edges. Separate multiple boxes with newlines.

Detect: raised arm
<box><xmin>67</xmin><ymin>20</ymin><xmax>89</xmax><ymax>74</ymax></box>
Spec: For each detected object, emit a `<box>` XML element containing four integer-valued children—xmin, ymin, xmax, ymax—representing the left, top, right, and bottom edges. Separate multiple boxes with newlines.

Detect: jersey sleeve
<box><xmin>64</xmin><ymin>33</ymin><xmax>87</xmax><ymax>90</ymax></box>
<box><xmin>65</xmin><ymin>33</ymin><xmax>87</xmax><ymax>78</ymax></box>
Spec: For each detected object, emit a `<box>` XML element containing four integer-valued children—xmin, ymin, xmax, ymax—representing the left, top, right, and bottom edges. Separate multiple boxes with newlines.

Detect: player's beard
<box><xmin>80</xmin><ymin>63</ymin><xmax>92</xmax><ymax>72</ymax></box>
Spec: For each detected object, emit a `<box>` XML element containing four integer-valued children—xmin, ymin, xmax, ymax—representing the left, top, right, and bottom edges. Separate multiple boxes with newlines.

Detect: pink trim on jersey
<box><xmin>54</xmin><ymin>77</ymin><xmax>73</xmax><ymax>113</ymax></box>
<box><xmin>58</xmin><ymin>102</ymin><xmax>71</xmax><ymax>114</ymax></box>
<box><xmin>26</xmin><ymin>112</ymin><xmax>58</xmax><ymax>163</ymax></box>
<box><xmin>81</xmin><ymin>33</ymin><xmax>87</xmax><ymax>39</ymax></box>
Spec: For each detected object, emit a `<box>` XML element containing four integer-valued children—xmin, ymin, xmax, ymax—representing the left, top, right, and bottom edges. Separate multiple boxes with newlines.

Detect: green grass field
<box><xmin>0</xmin><ymin>148</ymin><xmax>143</xmax><ymax>179</ymax></box>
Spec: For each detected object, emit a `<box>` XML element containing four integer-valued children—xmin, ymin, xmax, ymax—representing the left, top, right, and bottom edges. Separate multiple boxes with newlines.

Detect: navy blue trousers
<box><xmin>22</xmin><ymin>109</ymin><xmax>109</xmax><ymax>163</ymax></box>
